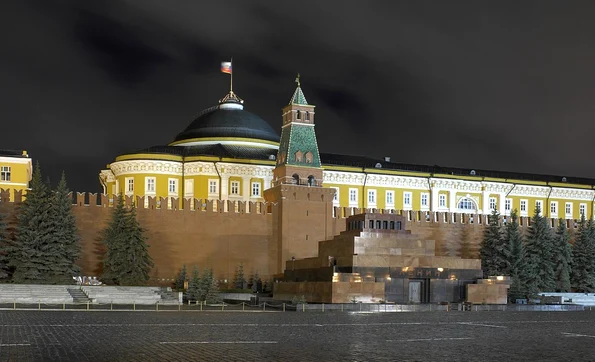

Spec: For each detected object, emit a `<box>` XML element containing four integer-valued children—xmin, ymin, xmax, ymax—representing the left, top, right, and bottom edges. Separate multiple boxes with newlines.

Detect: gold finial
<box><xmin>295</xmin><ymin>73</ymin><xmax>301</xmax><ymax>87</ymax></box>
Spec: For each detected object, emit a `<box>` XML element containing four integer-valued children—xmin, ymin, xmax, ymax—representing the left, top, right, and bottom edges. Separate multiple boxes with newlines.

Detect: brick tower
<box><xmin>264</xmin><ymin>75</ymin><xmax>336</xmax><ymax>275</ymax></box>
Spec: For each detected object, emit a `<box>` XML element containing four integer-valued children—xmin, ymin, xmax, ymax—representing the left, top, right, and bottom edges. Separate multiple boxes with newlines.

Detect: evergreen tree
<box><xmin>48</xmin><ymin>172</ymin><xmax>81</xmax><ymax>283</ymax></box>
<box><xmin>503</xmin><ymin>210</ymin><xmax>529</xmax><ymax>301</ymax></box>
<box><xmin>571</xmin><ymin>216</ymin><xmax>595</xmax><ymax>292</ymax></box>
<box><xmin>553</xmin><ymin>219</ymin><xmax>572</xmax><ymax>292</ymax></box>
<box><xmin>479</xmin><ymin>208</ymin><xmax>505</xmax><ymax>278</ymax></box>
<box><xmin>101</xmin><ymin>194</ymin><xmax>128</xmax><ymax>284</ymax></box>
<box><xmin>176</xmin><ymin>264</ymin><xmax>188</xmax><ymax>290</ymax></box>
<box><xmin>11</xmin><ymin>162</ymin><xmax>55</xmax><ymax>283</ymax></box>
<box><xmin>204</xmin><ymin>269</ymin><xmax>222</xmax><ymax>304</ymax></box>
<box><xmin>101</xmin><ymin>196</ymin><xmax>153</xmax><ymax>285</ymax></box>
<box><xmin>197</xmin><ymin>267</ymin><xmax>213</xmax><ymax>301</ymax></box>
<box><xmin>118</xmin><ymin>205</ymin><xmax>153</xmax><ymax>285</ymax></box>
<box><xmin>250</xmin><ymin>271</ymin><xmax>260</xmax><ymax>292</ymax></box>
<box><xmin>233</xmin><ymin>263</ymin><xmax>246</xmax><ymax>289</ymax></box>
<box><xmin>524</xmin><ymin>205</ymin><xmax>556</xmax><ymax>295</ymax></box>
<box><xmin>0</xmin><ymin>210</ymin><xmax>11</xmax><ymax>279</ymax></box>
<box><xmin>186</xmin><ymin>265</ymin><xmax>200</xmax><ymax>301</ymax></box>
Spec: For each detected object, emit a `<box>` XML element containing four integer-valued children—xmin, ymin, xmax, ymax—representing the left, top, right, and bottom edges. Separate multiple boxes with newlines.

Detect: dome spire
<box><xmin>289</xmin><ymin>73</ymin><xmax>308</xmax><ymax>105</ymax></box>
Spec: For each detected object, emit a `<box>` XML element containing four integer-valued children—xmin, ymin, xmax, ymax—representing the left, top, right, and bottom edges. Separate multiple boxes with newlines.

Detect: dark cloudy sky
<box><xmin>2</xmin><ymin>0</ymin><xmax>595</xmax><ymax>192</ymax></box>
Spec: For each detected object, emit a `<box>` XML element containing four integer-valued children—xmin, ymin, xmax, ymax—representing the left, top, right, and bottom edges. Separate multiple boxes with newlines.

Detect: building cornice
<box><xmin>110</xmin><ymin>160</ymin><xmax>184</xmax><ymax>177</ymax></box>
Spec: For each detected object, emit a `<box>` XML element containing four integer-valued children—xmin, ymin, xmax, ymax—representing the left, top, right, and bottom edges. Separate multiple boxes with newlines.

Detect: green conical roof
<box><xmin>289</xmin><ymin>86</ymin><xmax>308</xmax><ymax>105</ymax></box>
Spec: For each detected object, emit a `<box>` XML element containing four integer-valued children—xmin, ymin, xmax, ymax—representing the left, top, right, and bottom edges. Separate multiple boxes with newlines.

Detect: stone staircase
<box><xmin>67</xmin><ymin>288</ymin><xmax>91</xmax><ymax>303</ymax></box>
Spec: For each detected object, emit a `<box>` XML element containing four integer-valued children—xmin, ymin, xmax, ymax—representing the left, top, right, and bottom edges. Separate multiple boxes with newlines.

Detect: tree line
<box><xmin>479</xmin><ymin>206</ymin><xmax>595</xmax><ymax>301</ymax></box>
<box><xmin>0</xmin><ymin>163</ymin><xmax>153</xmax><ymax>285</ymax></box>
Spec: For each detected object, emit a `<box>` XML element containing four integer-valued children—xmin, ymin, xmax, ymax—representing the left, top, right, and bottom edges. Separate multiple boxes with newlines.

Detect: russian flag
<box><xmin>221</xmin><ymin>61</ymin><xmax>232</xmax><ymax>74</ymax></box>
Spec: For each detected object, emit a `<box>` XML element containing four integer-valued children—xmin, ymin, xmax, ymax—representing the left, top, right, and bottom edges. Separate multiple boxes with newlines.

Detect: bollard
<box><xmin>156</xmin><ymin>303</ymin><xmax>159</xmax><ymax>312</ymax></box>
<box><xmin>359</xmin><ymin>303</ymin><xmax>362</xmax><ymax>312</ymax></box>
<box><xmin>13</xmin><ymin>301</ymin><xmax>16</xmax><ymax>310</ymax></box>
<box><xmin>63</xmin><ymin>303</ymin><xmax>65</xmax><ymax>310</ymax></box>
<box><xmin>188</xmin><ymin>300</ymin><xmax>190</xmax><ymax>305</ymax></box>
<box><xmin>242</xmin><ymin>302</ymin><xmax>245</xmax><ymax>312</ymax></box>
<box><xmin>322</xmin><ymin>303</ymin><xmax>324</xmax><ymax>312</ymax></box>
<box><xmin>341</xmin><ymin>303</ymin><xmax>344</xmax><ymax>312</ymax></box>
<box><xmin>178</xmin><ymin>303</ymin><xmax>181</xmax><ymax>312</ymax></box>
<box><xmin>283</xmin><ymin>303</ymin><xmax>286</xmax><ymax>312</ymax></box>
<box><xmin>38</xmin><ymin>301</ymin><xmax>41</xmax><ymax>310</ymax></box>
<box><xmin>263</xmin><ymin>303</ymin><xmax>266</xmax><ymax>312</ymax></box>
<box><xmin>133</xmin><ymin>302</ymin><xmax>136</xmax><ymax>311</ymax></box>
<box><xmin>302</xmin><ymin>303</ymin><xmax>305</xmax><ymax>312</ymax></box>
<box><xmin>111</xmin><ymin>302</ymin><xmax>113</xmax><ymax>311</ymax></box>
<box><xmin>200</xmin><ymin>301</ymin><xmax>203</xmax><ymax>311</ymax></box>
<box><xmin>221</xmin><ymin>303</ymin><xmax>224</xmax><ymax>312</ymax></box>
<box><xmin>87</xmin><ymin>301</ymin><xmax>89</xmax><ymax>311</ymax></box>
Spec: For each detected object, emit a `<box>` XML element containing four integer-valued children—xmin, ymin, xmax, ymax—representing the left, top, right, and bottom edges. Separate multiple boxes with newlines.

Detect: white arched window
<box><xmin>458</xmin><ymin>198</ymin><xmax>476</xmax><ymax>211</ymax></box>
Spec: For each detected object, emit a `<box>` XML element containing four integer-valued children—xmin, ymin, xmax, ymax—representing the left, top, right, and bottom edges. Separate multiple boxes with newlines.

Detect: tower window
<box><xmin>296</xmin><ymin>110</ymin><xmax>301</xmax><ymax>120</ymax></box>
<box><xmin>307</xmin><ymin>175</ymin><xmax>316</xmax><ymax>186</ymax></box>
<box><xmin>292</xmin><ymin>174</ymin><xmax>300</xmax><ymax>185</ymax></box>
<box><xmin>0</xmin><ymin>166</ymin><xmax>10</xmax><ymax>182</ymax></box>
<box><xmin>305</xmin><ymin>151</ymin><xmax>313</xmax><ymax>163</ymax></box>
<box><xmin>295</xmin><ymin>151</ymin><xmax>303</xmax><ymax>163</ymax></box>
<box><xmin>305</xmin><ymin>111</ymin><xmax>310</xmax><ymax>121</ymax></box>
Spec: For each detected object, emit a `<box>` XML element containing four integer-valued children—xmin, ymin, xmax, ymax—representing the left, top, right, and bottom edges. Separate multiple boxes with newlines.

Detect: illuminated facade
<box><xmin>0</xmin><ymin>150</ymin><xmax>32</xmax><ymax>201</ymax></box>
<box><xmin>100</xmin><ymin>79</ymin><xmax>595</xmax><ymax>221</ymax></box>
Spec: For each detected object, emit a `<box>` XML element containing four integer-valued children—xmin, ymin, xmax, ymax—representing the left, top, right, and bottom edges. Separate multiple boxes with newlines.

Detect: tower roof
<box><xmin>289</xmin><ymin>74</ymin><xmax>309</xmax><ymax>105</ymax></box>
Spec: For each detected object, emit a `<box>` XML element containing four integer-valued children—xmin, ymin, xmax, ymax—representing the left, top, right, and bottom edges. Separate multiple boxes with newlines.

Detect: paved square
<box><xmin>1</xmin><ymin>309</ymin><xmax>595</xmax><ymax>361</ymax></box>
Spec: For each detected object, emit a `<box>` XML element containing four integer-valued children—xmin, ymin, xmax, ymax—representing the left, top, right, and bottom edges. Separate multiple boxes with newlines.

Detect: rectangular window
<box><xmin>489</xmin><ymin>197</ymin><xmax>497</xmax><ymax>211</ymax></box>
<box><xmin>0</xmin><ymin>166</ymin><xmax>11</xmax><ymax>182</ymax></box>
<box><xmin>124</xmin><ymin>178</ymin><xmax>134</xmax><ymax>194</ymax></box>
<box><xmin>184</xmin><ymin>179</ymin><xmax>194</xmax><ymax>197</ymax></box>
<box><xmin>368</xmin><ymin>189</ymin><xmax>376</xmax><ymax>205</ymax></box>
<box><xmin>168</xmin><ymin>179</ymin><xmax>178</xmax><ymax>194</ymax></box>
<box><xmin>230</xmin><ymin>181</ymin><xmax>240</xmax><ymax>195</ymax></box>
<box><xmin>421</xmin><ymin>193</ymin><xmax>429</xmax><ymax>208</ymax></box>
<box><xmin>251</xmin><ymin>182</ymin><xmax>261</xmax><ymax>197</ymax></box>
<box><xmin>145</xmin><ymin>177</ymin><xmax>156</xmax><ymax>193</ymax></box>
<box><xmin>349</xmin><ymin>188</ymin><xmax>358</xmax><ymax>204</ymax></box>
<box><xmin>208</xmin><ymin>179</ymin><xmax>218</xmax><ymax>195</ymax></box>
<box><xmin>520</xmin><ymin>200</ymin><xmax>527</xmax><ymax>213</ymax></box>
<box><xmin>403</xmin><ymin>192</ymin><xmax>412</xmax><ymax>207</ymax></box>
<box><xmin>385</xmin><ymin>190</ymin><xmax>394</xmax><ymax>206</ymax></box>
<box><xmin>505</xmin><ymin>199</ymin><xmax>512</xmax><ymax>211</ymax></box>
<box><xmin>439</xmin><ymin>194</ymin><xmax>446</xmax><ymax>208</ymax></box>
<box><xmin>565</xmin><ymin>202</ymin><xmax>572</xmax><ymax>217</ymax></box>
<box><xmin>550</xmin><ymin>201</ymin><xmax>557</xmax><ymax>215</ymax></box>
<box><xmin>535</xmin><ymin>200</ymin><xmax>543</xmax><ymax>215</ymax></box>
<box><xmin>332</xmin><ymin>187</ymin><xmax>339</xmax><ymax>202</ymax></box>
<box><xmin>580</xmin><ymin>203</ymin><xmax>587</xmax><ymax>217</ymax></box>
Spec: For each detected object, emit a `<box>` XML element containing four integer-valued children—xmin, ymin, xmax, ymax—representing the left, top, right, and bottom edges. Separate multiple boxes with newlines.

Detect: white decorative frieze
<box><xmin>110</xmin><ymin>160</ymin><xmax>183</xmax><ymax>176</ymax></box>
<box><xmin>432</xmin><ymin>178</ymin><xmax>482</xmax><ymax>193</ymax></box>
<box><xmin>550</xmin><ymin>187</ymin><xmax>594</xmax><ymax>201</ymax></box>
<box><xmin>323</xmin><ymin>171</ymin><xmax>367</xmax><ymax>186</ymax></box>
<box><xmin>508</xmin><ymin>185</ymin><xmax>550</xmax><ymax>198</ymax></box>
<box><xmin>483</xmin><ymin>182</ymin><xmax>514</xmax><ymax>194</ymax></box>
<box><xmin>99</xmin><ymin>169</ymin><xmax>115</xmax><ymax>183</ymax></box>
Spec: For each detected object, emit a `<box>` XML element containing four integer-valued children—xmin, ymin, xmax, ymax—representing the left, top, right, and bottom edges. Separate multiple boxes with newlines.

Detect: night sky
<box><xmin>3</xmin><ymin>1</ymin><xmax>595</xmax><ymax>193</ymax></box>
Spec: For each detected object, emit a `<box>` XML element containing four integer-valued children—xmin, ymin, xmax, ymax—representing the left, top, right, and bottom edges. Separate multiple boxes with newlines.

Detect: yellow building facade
<box><xmin>100</xmin><ymin>82</ymin><xmax>595</xmax><ymax>221</ymax></box>
<box><xmin>0</xmin><ymin>150</ymin><xmax>32</xmax><ymax>201</ymax></box>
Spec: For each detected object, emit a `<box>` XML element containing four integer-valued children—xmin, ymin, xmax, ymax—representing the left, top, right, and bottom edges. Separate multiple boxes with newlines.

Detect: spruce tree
<box><xmin>198</xmin><ymin>268</ymin><xmax>214</xmax><ymax>302</ymax></box>
<box><xmin>118</xmin><ymin>205</ymin><xmax>154</xmax><ymax>285</ymax></box>
<box><xmin>524</xmin><ymin>205</ymin><xmax>556</xmax><ymax>295</ymax></box>
<box><xmin>233</xmin><ymin>263</ymin><xmax>245</xmax><ymax>289</ymax></box>
<box><xmin>571</xmin><ymin>216</ymin><xmax>595</xmax><ymax>292</ymax></box>
<box><xmin>479</xmin><ymin>208</ymin><xmax>505</xmax><ymax>278</ymax></box>
<box><xmin>48</xmin><ymin>172</ymin><xmax>81</xmax><ymax>284</ymax></box>
<box><xmin>0</xmin><ymin>210</ymin><xmax>10</xmax><ymax>279</ymax></box>
<box><xmin>187</xmin><ymin>265</ymin><xmax>200</xmax><ymax>301</ymax></box>
<box><xmin>503</xmin><ymin>210</ymin><xmax>528</xmax><ymax>301</ymax></box>
<box><xmin>204</xmin><ymin>269</ymin><xmax>222</xmax><ymax>304</ymax></box>
<box><xmin>553</xmin><ymin>219</ymin><xmax>572</xmax><ymax>292</ymax></box>
<box><xmin>176</xmin><ymin>264</ymin><xmax>188</xmax><ymax>291</ymax></box>
<box><xmin>11</xmin><ymin>162</ymin><xmax>54</xmax><ymax>284</ymax></box>
<box><xmin>101</xmin><ymin>194</ymin><xmax>128</xmax><ymax>284</ymax></box>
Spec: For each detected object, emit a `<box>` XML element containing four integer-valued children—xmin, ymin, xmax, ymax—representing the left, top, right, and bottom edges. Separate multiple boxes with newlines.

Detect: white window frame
<box><xmin>489</xmin><ymin>197</ymin><xmax>497</xmax><ymax>211</ymax></box>
<box><xmin>385</xmin><ymin>190</ymin><xmax>394</xmax><ymax>208</ymax></box>
<box><xmin>168</xmin><ymin>178</ymin><xmax>178</xmax><ymax>195</ymax></box>
<box><xmin>580</xmin><ymin>203</ymin><xmax>587</xmax><ymax>218</ymax></box>
<box><xmin>505</xmin><ymin>198</ymin><xmax>512</xmax><ymax>214</ymax></box>
<box><xmin>565</xmin><ymin>202</ymin><xmax>572</xmax><ymax>219</ymax></box>
<box><xmin>535</xmin><ymin>200</ymin><xmax>543</xmax><ymax>216</ymax></box>
<box><xmin>421</xmin><ymin>193</ymin><xmax>429</xmax><ymax>209</ymax></box>
<box><xmin>349</xmin><ymin>188</ymin><xmax>358</xmax><ymax>207</ymax></box>
<box><xmin>230</xmin><ymin>180</ymin><xmax>240</xmax><ymax>195</ymax></box>
<box><xmin>367</xmin><ymin>189</ymin><xmax>377</xmax><ymax>207</ymax></box>
<box><xmin>145</xmin><ymin>177</ymin><xmax>156</xmax><ymax>194</ymax></box>
<box><xmin>125</xmin><ymin>177</ymin><xmax>134</xmax><ymax>195</ymax></box>
<box><xmin>520</xmin><ymin>199</ymin><xmax>528</xmax><ymax>216</ymax></box>
<box><xmin>439</xmin><ymin>194</ymin><xmax>447</xmax><ymax>208</ymax></box>
<box><xmin>184</xmin><ymin>179</ymin><xmax>194</xmax><ymax>197</ymax></box>
<box><xmin>208</xmin><ymin>179</ymin><xmax>219</xmax><ymax>196</ymax></box>
<box><xmin>0</xmin><ymin>166</ymin><xmax>11</xmax><ymax>182</ymax></box>
<box><xmin>403</xmin><ymin>191</ymin><xmax>412</xmax><ymax>209</ymax></box>
<box><xmin>550</xmin><ymin>201</ymin><xmax>558</xmax><ymax>216</ymax></box>
<box><xmin>332</xmin><ymin>187</ymin><xmax>339</xmax><ymax>204</ymax></box>
<box><xmin>251</xmin><ymin>182</ymin><xmax>261</xmax><ymax>197</ymax></box>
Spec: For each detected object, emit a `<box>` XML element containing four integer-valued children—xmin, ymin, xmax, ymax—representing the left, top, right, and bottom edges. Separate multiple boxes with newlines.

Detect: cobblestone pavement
<box><xmin>1</xmin><ymin>310</ymin><xmax>595</xmax><ymax>361</ymax></box>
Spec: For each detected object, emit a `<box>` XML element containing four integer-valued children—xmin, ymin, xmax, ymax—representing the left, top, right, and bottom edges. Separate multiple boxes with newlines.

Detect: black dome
<box><xmin>172</xmin><ymin>106</ymin><xmax>280</xmax><ymax>144</ymax></box>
